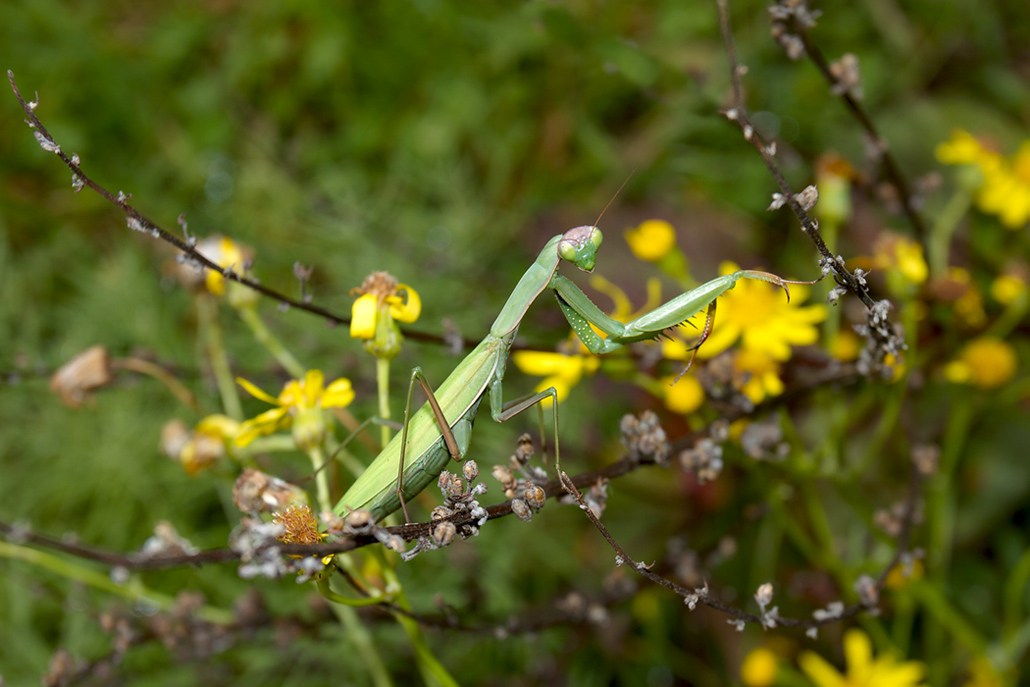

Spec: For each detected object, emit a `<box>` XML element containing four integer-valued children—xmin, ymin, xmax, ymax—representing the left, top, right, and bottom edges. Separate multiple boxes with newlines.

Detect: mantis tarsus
<box><xmin>334</xmin><ymin>224</ymin><xmax>801</xmax><ymax>523</ymax></box>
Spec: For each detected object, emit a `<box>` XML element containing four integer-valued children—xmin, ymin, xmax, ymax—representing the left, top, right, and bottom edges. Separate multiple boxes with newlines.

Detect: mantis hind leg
<box><xmin>494</xmin><ymin>384</ymin><xmax>562</xmax><ymax>478</ymax></box>
<box><xmin>397</xmin><ymin>367</ymin><xmax>463</xmax><ymax>523</ymax></box>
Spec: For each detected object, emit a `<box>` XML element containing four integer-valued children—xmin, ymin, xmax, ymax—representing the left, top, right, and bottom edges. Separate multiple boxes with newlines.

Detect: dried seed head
<box><xmin>432</xmin><ymin>521</ymin><xmax>457</xmax><ymax>547</ymax></box>
<box><xmin>431</xmin><ymin>505</ymin><xmax>453</xmax><ymax>521</ymax></box>
<box><xmin>524</xmin><ymin>484</ymin><xmax>546</xmax><ymax>509</ymax></box>
<box><xmin>344</xmin><ymin>509</ymin><xmax>374</xmax><ymax>534</ymax></box>
<box><xmin>49</xmin><ymin>345</ymin><xmax>113</xmax><ymax>408</ymax></box>
<box><xmin>854</xmin><ymin>574</ymin><xmax>879</xmax><ymax>607</ymax></box>
<box><xmin>320</xmin><ymin>511</ymin><xmax>345</xmax><ymax>535</ymax></box>
<box><xmin>272</xmin><ymin>505</ymin><xmax>321</xmax><ymax>545</ymax></box>
<box><xmin>462</xmin><ymin>460</ymin><xmax>479</xmax><ymax>483</ymax></box>
<box><xmin>754</xmin><ymin>583</ymin><xmax>774</xmax><ymax>612</ymax></box>
<box><xmin>511</xmin><ymin>499</ymin><xmax>532</xmax><ymax>522</ymax></box>
<box><xmin>492</xmin><ymin>464</ymin><xmax>515</xmax><ymax>489</ymax></box>
<box><xmin>513</xmin><ymin>433</ymin><xmax>534</xmax><ymax>466</ymax></box>
<box><xmin>912</xmin><ymin>444</ymin><xmax>939</xmax><ymax>476</ymax></box>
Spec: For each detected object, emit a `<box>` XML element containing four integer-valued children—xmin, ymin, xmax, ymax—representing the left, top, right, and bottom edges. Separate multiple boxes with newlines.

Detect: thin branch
<box><xmin>715</xmin><ymin>2</ymin><xmax>905</xmax><ymax>376</ymax></box>
<box><xmin>788</xmin><ymin>15</ymin><xmax>928</xmax><ymax>242</ymax></box>
<box><xmin>7</xmin><ymin>70</ymin><xmax>469</xmax><ymax>350</ymax></box>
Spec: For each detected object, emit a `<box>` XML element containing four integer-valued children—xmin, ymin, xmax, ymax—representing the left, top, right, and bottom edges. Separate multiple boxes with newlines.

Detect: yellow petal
<box><xmin>625</xmin><ymin>219</ymin><xmax>676</xmax><ymax>262</ymax></box>
<box><xmin>389</xmin><ymin>284</ymin><xmax>421</xmax><ymax>323</ymax></box>
<box><xmin>798</xmin><ymin>651</ymin><xmax>847</xmax><ymax>687</ymax></box>
<box><xmin>513</xmin><ymin>350</ymin><xmax>577</xmax><ymax>376</ymax></box>
<box><xmin>301</xmin><ymin>370</ymin><xmax>325</xmax><ymax>407</ymax></box>
<box><xmin>195</xmin><ymin>414</ymin><xmax>240</xmax><ymax>439</ymax></box>
<box><xmin>236</xmin><ymin>377</ymin><xmax>281</xmax><ymax>405</ymax></box>
<box><xmin>322</xmin><ymin>378</ymin><xmax>356</xmax><ymax>408</ymax></box>
<box><xmin>234</xmin><ymin>407</ymin><xmax>290</xmax><ymax>447</ymax></box>
<box><xmin>843</xmin><ymin>629</ymin><xmax>874</xmax><ymax>678</ymax></box>
<box><xmin>350</xmin><ymin>293</ymin><xmax>378</xmax><ymax>339</ymax></box>
<box><xmin>589</xmin><ymin>274</ymin><xmax>633</xmax><ymax>322</ymax></box>
<box><xmin>664</xmin><ymin>375</ymin><xmax>704</xmax><ymax>415</ymax></box>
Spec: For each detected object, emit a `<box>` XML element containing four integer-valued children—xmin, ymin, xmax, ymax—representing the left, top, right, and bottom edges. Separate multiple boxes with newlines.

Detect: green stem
<box><xmin>376</xmin><ymin>356</ymin><xmax>392</xmax><ymax>448</ymax></box>
<box><xmin>1003</xmin><ymin>549</ymin><xmax>1030</xmax><ymax>636</ymax></box>
<box><xmin>0</xmin><ymin>541</ymin><xmax>233</xmax><ymax>625</ymax></box>
<box><xmin>910</xmin><ymin>580</ymin><xmax>988</xmax><ymax>653</ymax></box>
<box><xmin>929</xmin><ymin>188</ymin><xmax>972</xmax><ymax>279</ymax></box>
<box><xmin>308</xmin><ymin>445</ymin><xmax>332</xmax><ymax>513</ymax></box>
<box><xmin>237</xmin><ymin>306</ymin><xmax>305</xmax><ymax>379</ymax></box>
<box><xmin>198</xmin><ymin>295</ymin><xmax>243</xmax><ymax>421</ymax></box>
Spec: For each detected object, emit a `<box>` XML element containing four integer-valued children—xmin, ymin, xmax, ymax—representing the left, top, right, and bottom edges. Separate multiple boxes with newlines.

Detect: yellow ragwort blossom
<box><xmin>350</xmin><ymin>272</ymin><xmax>421</xmax><ymax>359</ymax></box>
<box><xmin>741</xmin><ymin>647</ymin><xmax>779</xmax><ymax>687</ymax></box>
<box><xmin>944</xmin><ymin>337</ymin><xmax>1018</xmax><ymax>389</ymax></box>
<box><xmin>734</xmin><ymin>349</ymin><xmax>785</xmax><ymax>404</ymax></box>
<box><xmin>991</xmin><ymin>271</ymin><xmax>1027</xmax><ymax>306</ymax></box>
<box><xmin>235</xmin><ymin>370</ymin><xmax>355</xmax><ymax>447</ymax></box>
<box><xmin>667</xmin><ymin>261</ymin><xmax>827</xmax><ymax>362</ymax></box>
<box><xmin>625</xmin><ymin>219</ymin><xmax>677</xmax><ymax>262</ymax></box>
<box><xmin>662</xmin><ymin>374</ymin><xmax>704</xmax><ymax>415</ymax></box>
<box><xmin>799</xmin><ymin>629</ymin><xmax>927</xmax><ymax>687</ymax></box>
<box><xmin>937</xmin><ymin>129</ymin><xmax>1030</xmax><ymax>230</ymax></box>
<box><xmin>871</xmin><ymin>233</ymin><xmax>929</xmax><ymax>290</ymax></box>
<box><xmin>512</xmin><ymin>338</ymin><xmax>600</xmax><ymax>405</ymax></box>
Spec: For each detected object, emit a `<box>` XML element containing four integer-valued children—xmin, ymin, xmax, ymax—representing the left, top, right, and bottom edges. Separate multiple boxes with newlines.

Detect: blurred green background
<box><xmin>1</xmin><ymin>0</ymin><xmax>1028</xmax><ymax>685</ymax></box>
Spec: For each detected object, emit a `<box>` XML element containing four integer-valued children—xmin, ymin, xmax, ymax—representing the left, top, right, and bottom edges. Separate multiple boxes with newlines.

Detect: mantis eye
<box><xmin>558</xmin><ymin>241</ymin><xmax>577</xmax><ymax>262</ymax></box>
<box><xmin>590</xmin><ymin>227</ymin><xmax>603</xmax><ymax>248</ymax></box>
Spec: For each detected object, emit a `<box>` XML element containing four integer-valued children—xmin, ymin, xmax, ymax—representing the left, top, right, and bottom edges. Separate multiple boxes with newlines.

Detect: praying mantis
<box><xmin>333</xmin><ymin>224</ymin><xmax>799</xmax><ymax>523</ymax></box>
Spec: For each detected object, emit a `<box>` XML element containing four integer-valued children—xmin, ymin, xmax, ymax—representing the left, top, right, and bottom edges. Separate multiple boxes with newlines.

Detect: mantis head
<box><xmin>558</xmin><ymin>225</ymin><xmax>603</xmax><ymax>272</ymax></box>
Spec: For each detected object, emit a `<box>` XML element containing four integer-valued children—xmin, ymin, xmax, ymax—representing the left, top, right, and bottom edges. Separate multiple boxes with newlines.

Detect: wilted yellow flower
<box><xmin>814</xmin><ymin>153</ymin><xmax>856</xmax><ymax>228</ymax></box>
<box><xmin>235</xmin><ymin>370</ymin><xmax>354</xmax><ymax>448</ymax></box>
<box><xmin>625</xmin><ymin>219</ymin><xmax>676</xmax><ymax>262</ymax></box>
<box><xmin>512</xmin><ymin>338</ymin><xmax>600</xmax><ymax>405</ymax></box>
<box><xmin>870</xmin><ymin>233</ymin><xmax>929</xmax><ymax>292</ymax></box>
<box><xmin>799</xmin><ymin>629</ymin><xmax>927</xmax><ymax>687</ymax></box>
<box><xmin>944</xmin><ymin>337</ymin><xmax>1018</xmax><ymax>389</ymax></box>
<box><xmin>741</xmin><ymin>647</ymin><xmax>779</xmax><ymax>687</ymax></box>
<box><xmin>662</xmin><ymin>374</ymin><xmax>704</xmax><ymax>415</ymax></box>
<box><xmin>938</xmin><ymin>129</ymin><xmax>1030</xmax><ymax>230</ymax></box>
<box><xmin>350</xmin><ymin>271</ymin><xmax>421</xmax><ymax>359</ymax></box>
<box><xmin>667</xmin><ymin>261</ymin><xmax>827</xmax><ymax>362</ymax></box>
<box><xmin>195</xmin><ymin>236</ymin><xmax>259</xmax><ymax>309</ymax></box>
<box><xmin>162</xmin><ymin>414</ymin><xmax>240</xmax><ymax>476</ymax></box>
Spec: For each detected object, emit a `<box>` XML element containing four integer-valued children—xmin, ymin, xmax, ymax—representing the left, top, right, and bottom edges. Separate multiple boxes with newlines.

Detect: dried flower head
<box><xmin>49</xmin><ymin>345</ymin><xmax>113</xmax><ymax>408</ymax></box>
<box><xmin>272</xmin><ymin>504</ymin><xmax>322</xmax><ymax>545</ymax></box>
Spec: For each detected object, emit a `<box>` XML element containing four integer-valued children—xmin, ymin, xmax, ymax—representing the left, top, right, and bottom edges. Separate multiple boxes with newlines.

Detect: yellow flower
<box><xmin>799</xmin><ymin>629</ymin><xmax>927</xmax><ymax>687</ymax></box>
<box><xmin>668</xmin><ymin>261</ymin><xmax>827</xmax><ymax>362</ymax></box>
<box><xmin>991</xmin><ymin>271</ymin><xmax>1027</xmax><ymax>306</ymax></box>
<box><xmin>734</xmin><ymin>349</ymin><xmax>784</xmax><ymax>403</ymax></box>
<box><xmin>869</xmin><ymin>233</ymin><xmax>928</xmax><ymax>296</ymax></box>
<box><xmin>938</xmin><ymin>130</ymin><xmax>1030</xmax><ymax>230</ymax></box>
<box><xmin>625</xmin><ymin>219</ymin><xmax>676</xmax><ymax>262</ymax></box>
<box><xmin>944</xmin><ymin>337</ymin><xmax>1018</xmax><ymax>389</ymax></box>
<box><xmin>235</xmin><ymin>370</ymin><xmax>355</xmax><ymax>448</ymax></box>
<box><xmin>829</xmin><ymin>329</ymin><xmax>862</xmax><ymax>362</ymax></box>
<box><xmin>512</xmin><ymin>339</ymin><xmax>600</xmax><ymax>405</ymax></box>
<box><xmin>350</xmin><ymin>272</ymin><xmax>421</xmax><ymax>359</ymax></box>
<box><xmin>964</xmin><ymin>656</ymin><xmax>1004</xmax><ymax>687</ymax></box>
<box><xmin>662</xmin><ymin>374</ymin><xmax>704</xmax><ymax>415</ymax></box>
<box><xmin>741</xmin><ymin>647</ymin><xmax>779</xmax><ymax>687</ymax></box>
<box><xmin>885</xmin><ymin>559</ymin><xmax>925</xmax><ymax>590</ymax></box>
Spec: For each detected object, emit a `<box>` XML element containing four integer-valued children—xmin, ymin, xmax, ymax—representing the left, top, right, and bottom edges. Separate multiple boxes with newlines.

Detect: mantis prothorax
<box><xmin>334</xmin><ymin>224</ymin><xmax>802</xmax><ymax>524</ymax></box>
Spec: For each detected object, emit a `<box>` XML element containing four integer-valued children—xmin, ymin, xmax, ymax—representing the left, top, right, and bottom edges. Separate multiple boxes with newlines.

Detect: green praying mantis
<box><xmin>333</xmin><ymin>224</ymin><xmax>801</xmax><ymax>523</ymax></box>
